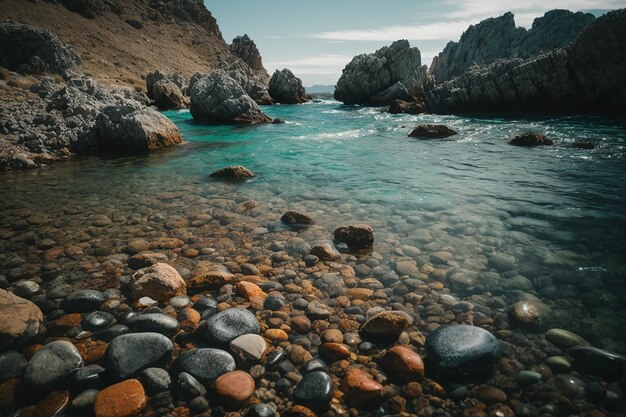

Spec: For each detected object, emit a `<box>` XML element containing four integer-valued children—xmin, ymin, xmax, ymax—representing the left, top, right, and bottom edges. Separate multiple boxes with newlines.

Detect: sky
<box><xmin>207</xmin><ymin>0</ymin><xmax>621</xmax><ymax>87</ymax></box>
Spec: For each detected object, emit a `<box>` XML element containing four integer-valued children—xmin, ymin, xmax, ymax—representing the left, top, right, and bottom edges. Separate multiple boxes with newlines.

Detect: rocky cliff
<box><xmin>425</xmin><ymin>9</ymin><xmax>626</xmax><ymax>115</ymax></box>
<box><xmin>430</xmin><ymin>10</ymin><xmax>595</xmax><ymax>83</ymax></box>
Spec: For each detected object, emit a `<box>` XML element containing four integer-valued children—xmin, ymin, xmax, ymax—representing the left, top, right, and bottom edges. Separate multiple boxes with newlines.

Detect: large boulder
<box><xmin>152</xmin><ymin>79</ymin><xmax>187</xmax><ymax>110</ymax></box>
<box><xmin>146</xmin><ymin>70</ymin><xmax>186</xmax><ymax>99</ymax></box>
<box><xmin>189</xmin><ymin>70</ymin><xmax>272</xmax><ymax>124</ymax></box>
<box><xmin>334</xmin><ymin>40</ymin><xmax>432</xmax><ymax>106</ymax></box>
<box><xmin>0</xmin><ymin>21</ymin><xmax>81</xmax><ymax>75</ymax></box>
<box><xmin>268</xmin><ymin>69</ymin><xmax>310</xmax><ymax>104</ymax></box>
<box><xmin>430</xmin><ymin>10</ymin><xmax>595</xmax><ymax>83</ymax></box>
<box><xmin>0</xmin><ymin>289</ymin><xmax>44</xmax><ymax>350</ymax></box>
<box><xmin>220</xmin><ymin>59</ymin><xmax>273</xmax><ymax>105</ymax></box>
<box><xmin>95</xmin><ymin>102</ymin><xmax>183</xmax><ymax>150</ymax></box>
<box><xmin>230</xmin><ymin>34</ymin><xmax>269</xmax><ymax>75</ymax></box>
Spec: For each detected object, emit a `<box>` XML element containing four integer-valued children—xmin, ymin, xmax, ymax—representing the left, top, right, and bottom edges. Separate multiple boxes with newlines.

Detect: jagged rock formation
<box><xmin>425</xmin><ymin>9</ymin><xmax>626</xmax><ymax>115</ymax></box>
<box><xmin>430</xmin><ymin>10</ymin><xmax>594</xmax><ymax>83</ymax></box>
<box><xmin>0</xmin><ymin>20</ymin><xmax>81</xmax><ymax>75</ymax></box>
<box><xmin>189</xmin><ymin>70</ymin><xmax>272</xmax><ymax>125</ymax></box>
<box><xmin>219</xmin><ymin>59</ymin><xmax>273</xmax><ymax>105</ymax></box>
<box><xmin>146</xmin><ymin>70</ymin><xmax>186</xmax><ymax>99</ymax></box>
<box><xmin>151</xmin><ymin>79</ymin><xmax>188</xmax><ymax>110</ymax></box>
<box><xmin>230</xmin><ymin>34</ymin><xmax>268</xmax><ymax>76</ymax></box>
<box><xmin>268</xmin><ymin>69</ymin><xmax>310</xmax><ymax>104</ymax></box>
<box><xmin>334</xmin><ymin>40</ymin><xmax>432</xmax><ymax>106</ymax></box>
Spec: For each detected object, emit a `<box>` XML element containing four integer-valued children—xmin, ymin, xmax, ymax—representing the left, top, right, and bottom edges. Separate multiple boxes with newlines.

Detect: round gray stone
<box><xmin>140</xmin><ymin>367</ymin><xmax>171</xmax><ymax>395</ymax></box>
<box><xmin>23</xmin><ymin>340</ymin><xmax>84</xmax><ymax>391</ymax></box>
<box><xmin>62</xmin><ymin>290</ymin><xmax>107</xmax><ymax>312</ymax></box>
<box><xmin>83</xmin><ymin>311</ymin><xmax>116</xmax><ymax>331</ymax></box>
<box><xmin>105</xmin><ymin>332</ymin><xmax>173</xmax><ymax>380</ymax></box>
<box><xmin>201</xmin><ymin>308</ymin><xmax>259</xmax><ymax>345</ymax></box>
<box><xmin>169</xmin><ymin>348</ymin><xmax>235</xmax><ymax>386</ymax></box>
<box><xmin>130</xmin><ymin>313</ymin><xmax>180</xmax><ymax>336</ymax></box>
<box><xmin>0</xmin><ymin>350</ymin><xmax>27</xmax><ymax>382</ymax></box>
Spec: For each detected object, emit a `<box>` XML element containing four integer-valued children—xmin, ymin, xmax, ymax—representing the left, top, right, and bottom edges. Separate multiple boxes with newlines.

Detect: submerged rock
<box><xmin>341</xmin><ymin>369</ymin><xmax>384</xmax><ymax>408</ymax></box>
<box><xmin>281</xmin><ymin>211</ymin><xmax>315</xmax><ymax>226</ymax></box>
<box><xmin>362</xmin><ymin>311</ymin><xmax>411</xmax><ymax>340</ymax></box>
<box><xmin>293</xmin><ymin>371</ymin><xmax>334</xmax><ymax>410</ymax></box>
<box><xmin>170</xmin><ymin>348</ymin><xmax>236</xmax><ymax>385</ymax></box>
<box><xmin>23</xmin><ymin>340</ymin><xmax>84</xmax><ymax>391</ymax></box>
<box><xmin>408</xmin><ymin>124</ymin><xmax>457</xmax><ymax>139</ymax></box>
<box><xmin>510</xmin><ymin>300</ymin><xmax>540</xmax><ymax>325</ymax></box>
<box><xmin>201</xmin><ymin>307</ymin><xmax>260</xmax><ymax>345</ymax></box>
<box><xmin>380</xmin><ymin>346</ymin><xmax>425</xmax><ymax>381</ymax></box>
<box><xmin>214</xmin><ymin>370</ymin><xmax>255</xmax><ymax>405</ymax></box>
<box><xmin>335</xmin><ymin>40</ymin><xmax>432</xmax><ymax>105</ymax></box>
<box><xmin>388</xmin><ymin>99</ymin><xmax>425</xmax><ymax>114</ymax></box>
<box><xmin>569</xmin><ymin>346</ymin><xmax>626</xmax><ymax>380</ymax></box>
<box><xmin>130</xmin><ymin>263</ymin><xmax>186</xmax><ymax>302</ymax></box>
<box><xmin>268</xmin><ymin>69</ymin><xmax>310</xmax><ymax>104</ymax></box>
<box><xmin>105</xmin><ymin>332</ymin><xmax>173</xmax><ymax>380</ymax></box>
<box><xmin>209</xmin><ymin>165</ymin><xmax>256</xmax><ymax>180</ymax></box>
<box><xmin>0</xmin><ymin>289</ymin><xmax>44</xmax><ymax>350</ymax></box>
<box><xmin>509</xmin><ymin>132</ymin><xmax>553</xmax><ymax>147</ymax></box>
<box><xmin>334</xmin><ymin>224</ymin><xmax>374</xmax><ymax>248</ymax></box>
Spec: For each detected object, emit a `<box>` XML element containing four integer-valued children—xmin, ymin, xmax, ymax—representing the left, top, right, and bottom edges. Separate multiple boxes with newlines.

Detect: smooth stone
<box><xmin>488</xmin><ymin>253</ymin><xmax>516</xmax><ymax>272</ymax></box>
<box><xmin>555</xmin><ymin>374</ymin><xmax>586</xmax><ymax>398</ymax></box>
<box><xmin>72</xmin><ymin>389</ymin><xmax>99</xmax><ymax>409</ymax></box>
<box><xmin>293</xmin><ymin>371</ymin><xmax>334</xmax><ymax>410</ymax></box>
<box><xmin>30</xmin><ymin>390</ymin><xmax>70</xmax><ymax>417</ymax></box>
<box><xmin>189</xmin><ymin>396</ymin><xmax>210</xmax><ymax>413</ymax></box>
<box><xmin>303</xmin><ymin>358</ymin><xmax>327</xmax><ymax>373</ymax></box>
<box><xmin>333</xmin><ymin>224</ymin><xmax>374</xmax><ymax>248</ymax></box>
<box><xmin>214</xmin><ymin>370</ymin><xmax>255</xmax><ymax>405</ymax></box>
<box><xmin>23</xmin><ymin>340</ymin><xmax>84</xmax><ymax>391</ymax></box>
<box><xmin>266</xmin><ymin>349</ymin><xmax>285</xmax><ymax>370</ymax></box>
<box><xmin>546</xmin><ymin>356</ymin><xmax>572</xmax><ymax>372</ymax></box>
<box><xmin>380</xmin><ymin>346</ymin><xmax>425</xmax><ymax>381</ymax></box>
<box><xmin>425</xmin><ymin>324</ymin><xmax>501</xmax><ymax>378</ymax></box>
<box><xmin>0</xmin><ymin>351</ymin><xmax>27</xmax><ymax>382</ymax></box>
<box><xmin>83</xmin><ymin>311</ymin><xmax>116</xmax><ymax>331</ymax></box>
<box><xmin>61</xmin><ymin>290</ymin><xmax>107</xmax><ymax>313</ymax></box>
<box><xmin>105</xmin><ymin>332</ymin><xmax>173</xmax><ymax>380</ymax></box>
<box><xmin>130</xmin><ymin>313</ymin><xmax>180</xmax><ymax>336</ymax></box>
<box><xmin>229</xmin><ymin>333</ymin><xmax>267</xmax><ymax>363</ymax></box>
<box><xmin>139</xmin><ymin>367</ymin><xmax>171</xmax><ymax>395</ymax></box>
<box><xmin>263</xmin><ymin>296</ymin><xmax>285</xmax><ymax>311</ymax></box>
<box><xmin>0</xmin><ymin>289</ymin><xmax>44</xmax><ymax>350</ymax></box>
<box><xmin>246</xmin><ymin>403</ymin><xmax>276</xmax><ymax>417</ymax></box>
<box><xmin>471</xmin><ymin>384</ymin><xmax>507</xmax><ymax>404</ymax></box>
<box><xmin>94</xmin><ymin>324</ymin><xmax>129</xmax><ymax>342</ymax></box>
<box><xmin>545</xmin><ymin>328</ymin><xmax>589</xmax><ymax>348</ymax></box>
<box><xmin>130</xmin><ymin>263</ymin><xmax>186</xmax><ymax>302</ymax></box>
<box><xmin>341</xmin><ymin>368</ymin><xmax>384</xmax><ymax>408</ymax></box>
<box><xmin>517</xmin><ymin>370</ymin><xmax>542</xmax><ymax>386</ymax></box>
<box><xmin>201</xmin><ymin>307</ymin><xmax>260</xmax><ymax>345</ymax></box>
<box><xmin>510</xmin><ymin>301</ymin><xmax>540</xmax><ymax>325</ymax></box>
<box><xmin>170</xmin><ymin>348</ymin><xmax>236</xmax><ymax>386</ymax></box>
<box><xmin>361</xmin><ymin>311</ymin><xmax>411</xmax><ymax>340</ymax></box>
<box><xmin>12</xmin><ymin>281</ymin><xmax>40</xmax><ymax>298</ymax></box>
<box><xmin>94</xmin><ymin>379</ymin><xmax>147</xmax><ymax>417</ymax></box>
<box><xmin>174</xmin><ymin>371</ymin><xmax>206</xmax><ymax>400</ymax></box>
<box><xmin>73</xmin><ymin>364</ymin><xmax>107</xmax><ymax>390</ymax></box>
<box><xmin>448</xmin><ymin>385</ymin><xmax>468</xmax><ymax>401</ymax></box>
<box><xmin>569</xmin><ymin>346</ymin><xmax>626</xmax><ymax>380</ymax></box>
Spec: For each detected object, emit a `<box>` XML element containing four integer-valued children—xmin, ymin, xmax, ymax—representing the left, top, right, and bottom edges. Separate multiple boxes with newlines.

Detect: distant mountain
<box><xmin>306</xmin><ymin>84</ymin><xmax>335</xmax><ymax>94</ymax></box>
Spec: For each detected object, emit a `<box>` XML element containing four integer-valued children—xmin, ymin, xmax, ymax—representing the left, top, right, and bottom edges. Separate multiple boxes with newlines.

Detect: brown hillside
<box><xmin>0</xmin><ymin>0</ymin><xmax>234</xmax><ymax>89</ymax></box>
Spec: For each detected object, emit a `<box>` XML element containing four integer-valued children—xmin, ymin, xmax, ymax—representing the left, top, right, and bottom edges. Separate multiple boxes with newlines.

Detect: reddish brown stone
<box><xmin>291</xmin><ymin>316</ymin><xmax>311</xmax><ymax>334</ymax></box>
<box><xmin>320</xmin><ymin>342</ymin><xmax>351</xmax><ymax>362</ymax></box>
<box><xmin>341</xmin><ymin>368</ymin><xmax>384</xmax><ymax>408</ymax></box>
<box><xmin>282</xmin><ymin>405</ymin><xmax>317</xmax><ymax>417</ymax></box>
<box><xmin>380</xmin><ymin>346</ymin><xmax>425</xmax><ymax>381</ymax></box>
<box><xmin>27</xmin><ymin>391</ymin><xmax>70</xmax><ymax>417</ymax></box>
<box><xmin>94</xmin><ymin>379</ymin><xmax>147</xmax><ymax>417</ymax></box>
<box><xmin>213</xmin><ymin>370</ymin><xmax>255</xmax><ymax>405</ymax></box>
<box><xmin>0</xmin><ymin>379</ymin><xmax>19</xmax><ymax>409</ymax></box>
<box><xmin>404</xmin><ymin>381</ymin><xmax>423</xmax><ymax>398</ymax></box>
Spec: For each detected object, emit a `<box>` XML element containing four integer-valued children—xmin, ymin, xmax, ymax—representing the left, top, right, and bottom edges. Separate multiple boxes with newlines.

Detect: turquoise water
<box><xmin>2</xmin><ymin>100</ymin><xmax>626</xmax><ymax>348</ymax></box>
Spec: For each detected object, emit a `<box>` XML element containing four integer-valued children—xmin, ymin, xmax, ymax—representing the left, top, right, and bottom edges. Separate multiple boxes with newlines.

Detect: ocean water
<box><xmin>2</xmin><ymin>100</ymin><xmax>626</xmax><ymax>348</ymax></box>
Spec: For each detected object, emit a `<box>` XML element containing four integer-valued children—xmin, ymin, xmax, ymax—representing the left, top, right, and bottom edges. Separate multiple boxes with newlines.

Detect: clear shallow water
<box><xmin>2</xmin><ymin>100</ymin><xmax>626</xmax><ymax>349</ymax></box>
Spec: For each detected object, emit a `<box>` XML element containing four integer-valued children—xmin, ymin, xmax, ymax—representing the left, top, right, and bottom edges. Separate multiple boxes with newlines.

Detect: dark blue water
<box><xmin>2</xmin><ymin>100</ymin><xmax>626</xmax><ymax>348</ymax></box>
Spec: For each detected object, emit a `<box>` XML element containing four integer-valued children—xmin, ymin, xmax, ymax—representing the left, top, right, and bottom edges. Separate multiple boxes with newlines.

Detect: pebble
<box><xmin>214</xmin><ymin>370</ymin><xmax>255</xmax><ymax>405</ymax></box>
<box><xmin>105</xmin><ymin>332</ymin><xmax>173</xmax><ymax>380</ymax></box>
<box><xmin>13</xmin><ymin>280</ymin><xmax>40</xmax><ymax>298</ymax></box>
<box><xmin>230</xmin><ymin>333</ymin><xmax>267</xmax><ymax>363</ymax></box>
<box><xmin>517</xmin><ymin>370</ymin><xmax>542</xmax><ymax>386</ymax></box>
<box><xmin>264</xmin><ymin>296</ymin><xmax>285</xmax><ymax>311</ymax></box>
<box><xmin>303</xmin><ymin>358</ymin><xmax>326</xmax><ymax>373</ymax></box>
<box><xmin>425</xmin><ymin>324</ymin><xmax>501</xmax><ymax>378</ymax></box>
<box><xmin>319</xmin><ymin>342</ymin><xmax>351</xmax><ymax>362</ymax></box>
<box><xmin>61</xmin><ymin>289</ymin><xmax>107</xmax><ymax>312</ymax></box>
<box><xmin>23</xmin><ymin>340</ymin><xmax>84</xmax><ymax>391</ymax></box>
<box><xmin>72</xmin><ymin>389</ymin><xmax>99</xmax><ymax>409</ymax></box>
<box><xmin>341</xmin><ymin>368</ymin><xmax>384</xmax><ymax>408</ymax></box>
<box><xmin>0</xmin><ymin>350</ymin><xmax>27</xmax><ymax>382</ymax></box>
<box><xmin>201</xmin><ymin>307</ymin><xmax>260</xmax><ymax>344</ymax></box>
<box><xmin>139</xmin><ymin>367</ymin><xmax>171</xmax><ymax>394</ymax></box>
<box><xmin>130</xmin><ymin>263</ymin><xmax>187</xmax><ymax>302</ymax></box>
<box><xmin>130</xmin><ymin>313</ymin><xmax>180</xmax><ymax>336</ymax></box>
<box><xmin>83</xmin><ymin>311</ymin><xmax>116</xmax><ymax>331</ymax></box>
<box><xmin>380</xmin><ymin>346</ymin><xmax>425</xmax><ymax>381</ymax></box>
<box><xmin>170</xmin><ymin>348</ymin><xmax>236</xmax><ymax>385</ymax></box>
<box><xmin>361</xmin><ymin>311</ymin><xmax>411</xmax><ymax>340</ymax></box>
<box><xmin>509</xmin><ymin>301</ymin><xmax>540</xmax><ymax>325</ymax></box>
<box><xmin>555</xmin><ymin>374</ymin><xmax>586</xmax><ymax>398</ymax></box>
<box><xmin>246</xmin><ymin>403</ymin><xmax>277</xmax><ymax>417</ymax></box>
<box><xmin>471</xmin><ymin>384</ymin><xmax>507</xmax><ymax>404</ymax></box>
<box><xmin>74</xmin><ymin>364</ymin><xmax>107</xmax><ymax>390</ymax></box>
<box><xmin>94</xmin><ymin>379</ymin><xmax>147</xmax><ymax>417</ymax></box>
<box><xmin>545</xmin><ymin>328</ymin><xmax>588</xmax><ymax>348</ymax></box>
<box><xmin>293</xmin><ymin>371</ymin><xmax>334</xmax><ymax>410</ymax></box>
<box><xmin>174</xmin><ymin>371</ymin><xmax>206</xmax><ymax>400</ymax></box>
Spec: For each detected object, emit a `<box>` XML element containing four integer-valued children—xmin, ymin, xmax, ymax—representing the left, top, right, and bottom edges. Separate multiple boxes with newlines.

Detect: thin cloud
<box><xmin>445</xmin><ymin>0</ymin><xmax>622</xmax><ymax>20</ymax></box>
<box><xmin>265</xmin><ymin>54</ymin><xmax>353</xmax><ymax>76</ymax></box>
<box><xmin>308</xmin><ymin>21</ymin><xmax>472</xmax><ymax>42</ymax></box>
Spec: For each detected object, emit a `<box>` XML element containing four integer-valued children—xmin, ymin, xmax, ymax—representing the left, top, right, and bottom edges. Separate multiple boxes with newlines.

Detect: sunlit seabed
<box><xmin>2</xmin><ymin>100</ymin><xmax>626</xmax><ymax>349</ymax></box>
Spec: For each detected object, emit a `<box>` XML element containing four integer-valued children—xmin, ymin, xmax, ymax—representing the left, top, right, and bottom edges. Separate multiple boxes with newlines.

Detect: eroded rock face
<box><xmin>146</xmin><ymin>70</ymin><xmax>186</xmax><ymax>100</ymax></box>
<box><xmin>230</xmin><ymin>34</ymin><xmax>268</xmax><ymax>74</ymax></box>
<box><xmin>189</xmin><ymin>70</ymin><xmax>272</xmax><ymax>124</ymax></box>
<box><xmin>95</xmin><ymin>102</ymin><xmax>183</xmax><ymax>150</ymax></box>
<box><xmin>269</xmin><ymin>69</ymin><xmax>310</xmax><ymax>104</ymax></box>
<box><xmin>335</xmin><ymin>40</ymin><xmax>432</xmax><ymax>106</ymax></box>
<box><xmin>0</xmin><ymin>21</ymin><xmax>81</xmax><ymax>75</ymax></box>
<box><xmin>152</xmin><ymin>79</ymin><xmax>187</xmax><ymax>110</ymax></box>
<box><xmin>430</xmin><ymin>10</ymin><xmax>595</xmax><ymax>83</ymax></box>
<box><xmin>220</xmin><ymin>59</ymin><xmax>273</xmax><ymax>105</ymax></box>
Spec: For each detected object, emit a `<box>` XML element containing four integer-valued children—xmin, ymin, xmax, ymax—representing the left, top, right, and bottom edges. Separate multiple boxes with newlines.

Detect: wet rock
<box><xmin>509</xmin><ymin>132</ymin><xmax>554</xmax><ymax>147</ymax></box>
<box><xmin>471</xmin><ymin>384</ymin><xmax>507</xmax><ymax>404</ymax></box>
<box><xmin>546</xmin><ymin>356</ymin><xmax>572</xmax><ymax>372</ymax></box>
<box><xmin>0</xmin><ymin>351</ymin><xmax>27</xmax><ymax>382</ymax></box>
<box><xmin>23</xmin><ymin>340</ymin><xmax>84</xmax><ymax>391</ymax></box>
<box><xmin>388</xmin><ymin>99</ymin><xmax>425</xmax><ymax>114</ymax></box>
<box><xmin>201</xmin><ymin>307</ymin><xmax>260</xmax><ymax>345</ymax></box>
<box><xmin>30</xmin><ymin>390</ymin><xmax>70</xmax><ymax>417</ymax></box>
<box><xmin>12</xmin><ymin>280</ymin><xmax>40</xmax><ymax>298</ymax></box>
<box><xmin>510</xmin><ymin>301</ymin><xmax>540</xmax><ymax>325</ymax></box>
<box><xmin>95</xmin><ymin>102</ymin><xmax>183</xmax><ymax>150</ymax></box>
<box><xmin>0</xmin><ymin>289</ymin><xmax>44</xmax><ymax>350</ymax></box>
<box><xmin>306</xmin><ymin>300</ymin><xmax>333</xmax><ymax>319</ymax></box>
<box><xmin>246</xmin><ymin>403</ymin><xmax>277</xmax><ymax>417</ymax></box>
<box><xmin>425</xmin><ymin>324</ymin><xmax>502</xmax><ymax>378</ymax></box>
<box><xmin>362</xmin><ymin>311</ymin><xmax>411</xmax><ymax>340</ymax></box>
<box><xmin>174</xmin><ymin>371</ymin><xmax>206</xmax><ymax>400</ymax></box>
<box><xmin>341</xmin><ymin>368</ymin><xmax>384</xmax><ymax>408</ymax></box>
<box><xmin>94</xmin><ymin>379</ymin><xmax>147</xmax><ymax>417</ymax></box>
<box><xmin>214</xmin><ymin>370</ymin><xmax>255</xmax><ymax>405</ymax></box>
<box><xmin>72</xmin><ymin>389</ymin><xmax>99</xmax><ymax>410</ymax></box>
<box><xmin>139</xmin><ymin>367</ymin><xmax>171</xmax><ymax>395</ymax></box>
<box><xmin>130</xmin><ymin>313</ymin><xmax>179</xmax><ymax>336</ymax></box>
<box><xmin>152</xmin><ymin>79</ymin><xmax>187</xmax><ymax>110</ymax></box>
<box><xmin>83</xmin><ymin>311</ymin><xmax>115</xmax><ymax>331</ymax></box>
<box><xmin>334</xmin><ymin>224</ymin><xmax>374</xmax><ymax>248</ymax></box>
<box><xmin>170</xmin><ymin>348</ymin><xmax>236</xmax><ymax>386</ymax></box>
<box><xmin>268</xmin><ymin>68</ymin><xmax>310</xmax><ymax>104</ymax></box>
<box><xmin>210</xmin><ymin>165</ymin><xmax>256</xmax><ymax>180</ymax></box>
<box><xmin>309</xmin><ymin>245</ymin><xmax>338</xmax><ymax>261</ymax></box>
<box><xmin>230</xmin><ymin>333</ymin><xmax>267</xmax><ymax>363</ymax></box>
<box><xmin>74</xmin><ymin>364</ymin><xmax>107</xmax><ymax>390</ymax></box>
<box><xmin>128</xmin><ymin>252</ymin><xmax>169</xmax><ymax>270</ymax></box>
<box><xmin>545</xmin><ymin>328</ymin><xmax>588</xmax><ymax>348</ymax></box>
<box><xmin>283</xmin><ymin>405</ymin><xmax>317</xmax><ymax>417</ymax></box>
<box><xmin>281</xmin><ymin>211</ymin><xmax>315</xmax><ymax>226</ymax></box>
<box><xmin>189</xmin><ymin>70</ymin><xmax>272</xmax><ymax>124</ymax></box>
<box><xmin>319</xmin><ymin>342</ymin><xmax>351</xmax><ymax>362</ymax></box>
<box><xmin>555</xmin><ymin>374</ymin><xmax>586</xmax><ymax>398</ymax></box>
<box><xmin>517</xmin><ymin>370</ymin><xmax>542</xmax><ymax>386</ymax></box>
<box><xmin>105</xmin><ymin>332</ymin><xmax>173</xmax><ymax>380</ymax></box>
<box><xmin>380</xmin><ymin>346</ymin><xmax>425</xmax><ymax>381</ymax></box>
<box><xmin>571</xmin><ymin>141</ymin><xmax>595</xmax><ymax>149</ymax></box>
<box><xmin>570</xmin><ymin>346</ymin><xmax>626</xmax><ymax>380</ymax></box>
<box><xmin>61</xmin><ymin>289</ymin><xmax>107</xmax><ymax>313</ymax></box>
<box><xmin>408</xmin><ymin>124</ymin><xmax>457</xmax><ymax>139</ymax></box>
<box><xmin>130</xmin><ymin>263</ymin><xmax>186</xmax><ymax>302</ymax></box>
<box><xmin>263</xmin><ymin>296</ymin><xmax>285</xmax><ymax>311</ymax></box>
<box><xmin>293</xmin><ymin>371</ymin><xmax>334</xmax><ymax>410</ymax></box>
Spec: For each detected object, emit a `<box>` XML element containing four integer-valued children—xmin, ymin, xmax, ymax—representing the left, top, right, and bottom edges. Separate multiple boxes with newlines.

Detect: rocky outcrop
<box><xmin>430</xmin><ymin>10</ymin><xmax>595</xmax><ymax>83</ymax></box>
<box><xmin>509</xmin><ymin>132</ymin><xmax>553</xmax><ymax>147</ymax></box>
<box><xmin>95</xmin><ymin>102</ymin><xmax>183</xmax><ymax>150</ymax></box>
<box><xmin>388</xmin><ymin>99</ymin><xmax>425</xmax><ymax>114</ymax></box>
<box><xmin>334</xmin><ymin>40</ymin><xmax>432</xmax><ymax>106</ymax></box>
<box><xmin>219</xmin><ymin>60</ymin><xmax>273</xmax><ymax>105</ymax></box>
<box><xmin>152</xmin><ymin>79</ymin><xmax>187</xmax><ymax>110</ymax></box>
<box><xmin>189</xmin><ymin>70</ymin><xmax>272</xmax><ymax>124</ymax></box>
<box><xmin>230</xmin><ymin>34</ymin><xmax>268</xmax><ymax>75</ymax></box>
<box><xmin>145</xmin><ymin>70</ymin><xmax>186</xmax><ymax>100</ymax></box>
<box><xmin>269</xmin><ymin>69</ymin><xmax>311</xmax><ymax>104</ymax></box>
<box><xmin>409</xmin><ymin>125</ymin><xmax>457</xmax><ymax>139</ymax></box>
<box><xmin>0</xmin><ymin>21</ymin><xmax>81</xmax><ymax>75</ymax></box>
<box><xmin>209</xmin><ymin>166</ymin><xmax>256</xmax><ymax>180</ymax></box>
<box><xmin>425</xmin><ymin>9</ymin><xmax>626</xmax><ymax>115</ymax></box>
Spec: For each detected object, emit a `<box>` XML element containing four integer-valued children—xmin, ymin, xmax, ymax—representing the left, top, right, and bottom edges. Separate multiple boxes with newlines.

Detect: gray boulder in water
<box><xmin>152</xmin><ymin>79</ymin><xmax>187</xmax><ymax>110</ymax></box>
<box><xmin>269</xmin><ymin>68</ymin><xmax>310</xmax><ymax>104</ymax></box>
<box><xmin>220</xmin><ymin>59</ymin><xmax>273</xmax><ymax>105</ymax></box>
<box><xmin>0</xmin><ymin>21</ymin><xmax>81</xmax><ymax>75</ymax></box>
<box><xmin>334</xmin><ymin>40</ymin><xmax>432</xmax><ymax>106</ymax></box>
<box><xmin>189</xmin><ymin>70</ymin><xmax>272</xmax><ymax>124</ymax></box>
